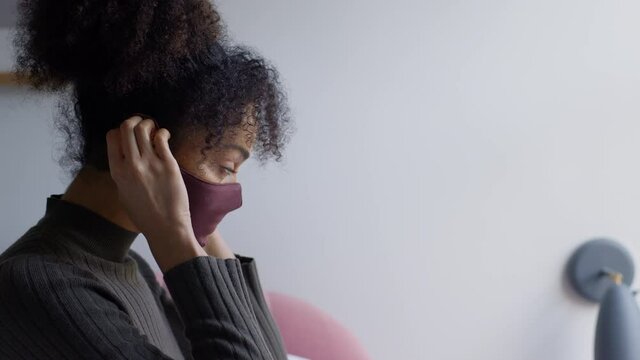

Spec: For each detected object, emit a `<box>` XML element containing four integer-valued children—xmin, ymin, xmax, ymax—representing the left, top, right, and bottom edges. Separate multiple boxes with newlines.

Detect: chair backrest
<box><xmin>264</xmin><ymin>291</ymin><xmax>370</xmax><ymax>360</ymax></box>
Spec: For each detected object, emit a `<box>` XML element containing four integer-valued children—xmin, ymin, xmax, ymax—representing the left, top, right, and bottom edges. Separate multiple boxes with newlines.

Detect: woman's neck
<box><xmin>61</xmin><ymin>166</ymin><xmax>139</xmax><ymax>233</ymax></box>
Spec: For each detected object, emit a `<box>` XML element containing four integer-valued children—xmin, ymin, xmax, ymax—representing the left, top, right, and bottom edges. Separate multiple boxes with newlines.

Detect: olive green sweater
<box><xmin>0</xmin><ymin>194</ymin><xmax>287</xmax><ymax>359</ymax></box>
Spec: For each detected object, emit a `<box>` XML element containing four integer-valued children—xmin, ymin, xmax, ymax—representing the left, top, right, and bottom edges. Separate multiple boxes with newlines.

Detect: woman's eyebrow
<box><xmin>220</xmin><ymin>143</ymin><xmax>250</xmax><ymax>161</ymax></box>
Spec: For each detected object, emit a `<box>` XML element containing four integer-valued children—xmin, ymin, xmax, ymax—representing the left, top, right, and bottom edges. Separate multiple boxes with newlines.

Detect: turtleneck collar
<box><xmin>41</xmin><ymin>194</ymin><xmax>140</xmax><ymax>262</ymax></box>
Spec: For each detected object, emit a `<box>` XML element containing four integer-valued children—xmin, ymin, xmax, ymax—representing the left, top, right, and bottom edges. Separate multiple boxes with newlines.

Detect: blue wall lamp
<box><xmin>567</xmin><ymin>239</ymin><xmax>640</xmax><ymax>360</ymax></box>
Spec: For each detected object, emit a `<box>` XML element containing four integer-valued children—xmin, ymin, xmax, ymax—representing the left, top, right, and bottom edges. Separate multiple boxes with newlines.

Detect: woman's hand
<box><xmin>106</xmin><ymin>115</ymin><xmax>206</xmax><ymax>272</ymax></box>
<box><xmin>202</xmin><ymin>229</ymin><xmax>236</xmax><ymax>259</ymax></box>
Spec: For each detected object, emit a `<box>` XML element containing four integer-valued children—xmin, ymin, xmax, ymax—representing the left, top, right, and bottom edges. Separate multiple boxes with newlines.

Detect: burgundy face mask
<box><xmin>179</xmin><ymin>167</ymin><xmax>243</xmax><ymax>247</ymax></box>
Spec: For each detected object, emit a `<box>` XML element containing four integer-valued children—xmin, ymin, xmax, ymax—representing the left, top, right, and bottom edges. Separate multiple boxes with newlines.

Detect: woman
<box><xmin>0</xmin><ymin>0</ymin><xmax>292</xmax><ymax>359</ymax></box>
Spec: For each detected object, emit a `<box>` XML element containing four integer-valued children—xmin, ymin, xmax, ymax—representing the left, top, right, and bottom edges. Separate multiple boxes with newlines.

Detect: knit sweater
<box><xmin>0</xmin><ymin>194</ymin><xmax>287</xmax><ymax>359</ymax></box>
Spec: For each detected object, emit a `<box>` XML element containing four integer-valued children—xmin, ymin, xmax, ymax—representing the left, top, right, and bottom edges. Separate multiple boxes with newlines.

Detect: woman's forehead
<box><xmin>177</xmin><ymin>124</ymin><xmax>254</xmax><ymax>159</ymax></box>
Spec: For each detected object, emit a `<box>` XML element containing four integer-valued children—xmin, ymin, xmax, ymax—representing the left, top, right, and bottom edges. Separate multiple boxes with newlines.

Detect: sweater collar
<box><xmin>41</xmin><ymin>194</ymin><xmax>140</xmax><ymax>262</ymax></box>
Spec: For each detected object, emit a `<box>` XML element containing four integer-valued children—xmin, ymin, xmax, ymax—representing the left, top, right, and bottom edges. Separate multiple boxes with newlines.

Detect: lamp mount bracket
<box><xmin>567</xmin><ymin>238</ymin><xmax>635</xmax><ymax>303</ymax></box>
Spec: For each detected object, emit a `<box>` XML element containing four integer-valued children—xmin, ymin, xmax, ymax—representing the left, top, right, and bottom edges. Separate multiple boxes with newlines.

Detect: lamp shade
<box><xmin>595</xmin><ymin>284</ymin><xmax>640</xmax><ymax>360</ymax></box>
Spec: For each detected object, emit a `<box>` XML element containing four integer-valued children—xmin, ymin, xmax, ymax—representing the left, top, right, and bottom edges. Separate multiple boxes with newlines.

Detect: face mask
<box><xmin>179</xmin><ymin>166</ymin><xmax>243</xmax><ymax>247</ymax></box>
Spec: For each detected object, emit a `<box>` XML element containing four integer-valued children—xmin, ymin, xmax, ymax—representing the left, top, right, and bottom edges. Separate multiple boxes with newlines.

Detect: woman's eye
<box><xmin>220</xmin><ymin>166</ymin><xmax>236</xmax><ymax>177</ymax></box>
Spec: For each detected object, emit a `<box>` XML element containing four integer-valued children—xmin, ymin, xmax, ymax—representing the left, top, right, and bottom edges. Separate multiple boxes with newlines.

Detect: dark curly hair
<box><xmin>13</xmin><ymin>0</ymin><xmax>293</xmax><ymax>173</ymax></box>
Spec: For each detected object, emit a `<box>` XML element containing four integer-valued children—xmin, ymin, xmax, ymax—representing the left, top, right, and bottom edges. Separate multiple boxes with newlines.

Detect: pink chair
<box><xmin>264</xmin><ymin>291</ymin><xmax>369</xmax><ymax>360</ymax></box>
<box><xmin>155</xmin><ymin>272</ymin><xmax>370</xmax><ymax>360</ymax></box>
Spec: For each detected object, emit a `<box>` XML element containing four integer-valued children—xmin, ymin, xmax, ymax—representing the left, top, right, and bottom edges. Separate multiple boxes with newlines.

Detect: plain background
<box><xmin>4</xmin><ymin>0</ymin><xmax>640</xmax><ymax>359</ymax></box>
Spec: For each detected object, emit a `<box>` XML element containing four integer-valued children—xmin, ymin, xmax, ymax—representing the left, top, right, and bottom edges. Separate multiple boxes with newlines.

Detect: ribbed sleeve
<box><xmin>235</xmin><ymin>254</ymin><xmax>288</xmax><ymax>360</ymax></box>
<box><xmin>162</xmin><ymin>256</ymin><xmax>275</xmax><ymax>360</ymax></box>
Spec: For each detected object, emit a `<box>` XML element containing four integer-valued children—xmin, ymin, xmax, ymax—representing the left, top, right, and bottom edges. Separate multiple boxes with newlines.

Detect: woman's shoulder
<box><xmin>0</xmin><ymin>253</ymin><xmax>109</xmax><ymax>332</ymax></box>
<box><xmin>0</xmin><ymin>224</ymin><xmax>70</xmax><ymax>281</ymax></box>
<box><xmin>0</xmin><ymin>251</ymin><xmax>101</xmax><ymax>292</ymax></box>
<box><xmin>0</xmin><ymin>223</ymin><xmax>107</xmax><ymax>295</ymax></box>
<box><xmin>0</xmin><ymin>221</ymin><xmax>54</xmax><ymax>261</ymax></box>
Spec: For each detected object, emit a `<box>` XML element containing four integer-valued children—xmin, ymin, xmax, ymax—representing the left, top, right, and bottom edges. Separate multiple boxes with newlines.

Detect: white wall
<box><xmin>4</xmin><ymin>0</ymin><xmax>640</xmax><ymax>358</ymax></box>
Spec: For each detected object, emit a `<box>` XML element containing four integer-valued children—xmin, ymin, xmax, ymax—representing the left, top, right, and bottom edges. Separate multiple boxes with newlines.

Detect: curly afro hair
<box><xmin>13</xmin><ymin>0</ymin><xmax>293</xmax><ymax>173</ymax></box>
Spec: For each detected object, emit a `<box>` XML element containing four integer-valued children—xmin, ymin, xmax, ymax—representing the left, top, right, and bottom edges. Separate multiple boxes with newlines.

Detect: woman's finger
<box><xmin>153</xmin><ymin>128</ymin><xmax>174</xmax><ymax>162</ymax></box>
<box><xmin>134</xmin><ymin>118</ymin><xmax>157</xmax><ymax>157</ymax></box>
<box><xmin>119</xmin><ymin>116</ymin><xmax>143</xmax><ymax>161</ymax></box>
